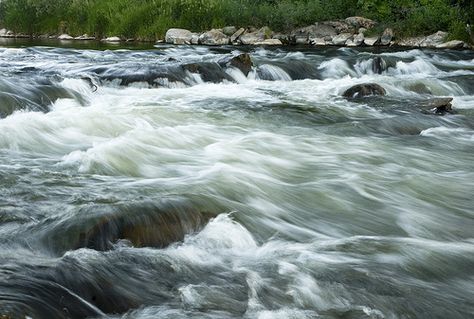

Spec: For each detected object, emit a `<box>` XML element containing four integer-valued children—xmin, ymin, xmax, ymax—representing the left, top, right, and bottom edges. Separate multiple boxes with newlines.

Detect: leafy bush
<box><xmin>0</xmin><ymin>0</ymin><xmax>472</xmax><ymax>43</ymax></box>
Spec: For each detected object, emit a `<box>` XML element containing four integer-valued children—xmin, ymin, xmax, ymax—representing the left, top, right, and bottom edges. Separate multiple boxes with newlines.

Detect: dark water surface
<box><xmin>0</xmin><ymin>39</ymin><xmax>473</xmax><ymax>319</ymax></box>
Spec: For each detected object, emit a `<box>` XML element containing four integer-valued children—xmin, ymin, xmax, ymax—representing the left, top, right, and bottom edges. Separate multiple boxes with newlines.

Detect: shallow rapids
<box><xmin>0</xmin><ymin>41</ymin><xmax>473</xmax><ymax>319</ymax></box>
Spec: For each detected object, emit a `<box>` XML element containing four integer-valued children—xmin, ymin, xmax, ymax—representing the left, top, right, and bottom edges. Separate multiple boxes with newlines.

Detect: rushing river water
<box><xmin>0</xmin><ymin>40</ymin><xmax>473</xmax><ymax>319</ymax></box>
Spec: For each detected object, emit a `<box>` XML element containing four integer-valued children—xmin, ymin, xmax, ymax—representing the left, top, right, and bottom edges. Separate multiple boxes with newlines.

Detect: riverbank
<box><xmin>1</xmin><ymin>17</ymin><xmax>472</xmax><ymax>51</ymax></box>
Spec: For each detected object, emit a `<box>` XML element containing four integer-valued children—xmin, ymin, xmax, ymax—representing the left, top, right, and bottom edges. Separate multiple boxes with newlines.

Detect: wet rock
<box><xmin>345</xmin><ymin>16</ymin><xmax>376</xmax><ymax>29</ymax></box>
<box><xmin>381</xmin><ymin>28</ymin><xmax>394</xmax><ymax>45</ymax></box>
<box><xmin>372</xmin><ymin>56</ymin><xmax>387</xmax><ymax>74</ymax></box>
<box><xmin>0</xmin><ymin>28</ymin><xmax>7</xmax><ymax>36</ymax></box>
<box><xmin>222</xmin><ymin>26</ymin><xmax>237</xmax><ymax>36</ymax></box>
<box><xmin>165</xmin><ymin>28</ymin><xmax>193</xmax><ymax>45</ymax></box>
<box><xmin>183</xmin><ymin>62</ymin><xmax>233</xmax><ymax>82</ymax></box>
<box><xmin>332</xmin><ymin>33</ymin><xmax>353</xmax><ymax>46</ymax></box>
<box><xmin>343</xmin><ymin>83</ymin><xmax>386</xmax><ymax>99</ymax></box>
<box><xmin>230</xmin><ymin>27</ymin><xmax>246</xmax><ymax>43</ymax></box>
<box><xmin>420</xmin><ymin>97</ymin><xmax>454</xmax><ymax>114</ymax></box>
<box><xmin>43</xmin><ymin>200</ymin><xmax>216</xmax><ymax>253</ymax></box>
<box><xmin>199</xmin><ymin>29</ymin><xmax>229</xmax><ymax>46</ymax></box>
<box><xmin>240</xmin><ymin>27</ymin><xmax>272</xmax><ymax>45</ymax></box>
<box><xmin>58</xmin><ymin>34</ymin><xmax>73</xmax><ymax>40</ymax></box>
<box><xmin>254</xmin><ymin>39</ymin><xmax>283</xmax><ymax>46</ymax></box>
<box><xmin>218</xmin><ymin>53</ymin><xmax>253</xmax><ymax>76</ymax></box>
<box><xmin>436</xmin><ymin>40</ymin><xmax>466</xmax><ymax>49</ymax></box>
<box><xmin>364</xmin><ymin>36</ymin><xmax>380</xmax><ymax>46</ymax></box>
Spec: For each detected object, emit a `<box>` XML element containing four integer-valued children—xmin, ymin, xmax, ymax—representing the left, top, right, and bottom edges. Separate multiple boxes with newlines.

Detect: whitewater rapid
<box><xmin>0</xmin><ymin>42</ymin><xmax>473</xmax><ymax>319</ymax></box>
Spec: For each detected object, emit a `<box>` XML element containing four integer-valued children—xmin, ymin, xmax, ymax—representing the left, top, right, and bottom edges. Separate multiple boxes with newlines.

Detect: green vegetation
<box><xmin>0</xmin><ymin>0</ymin><xmax>472</xmax><ymax>42</ymax></box>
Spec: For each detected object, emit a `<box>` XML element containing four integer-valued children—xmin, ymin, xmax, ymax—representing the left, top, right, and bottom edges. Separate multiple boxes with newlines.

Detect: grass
<box><xmin>0</xmin><ymin>0</ymin><xmax>472</xmax><ymax>43</ymax></box>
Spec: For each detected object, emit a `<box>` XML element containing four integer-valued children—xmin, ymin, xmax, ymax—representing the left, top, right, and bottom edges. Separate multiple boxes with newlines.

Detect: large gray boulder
<box><xmin>290</xmin><ymin>23</ymin><xmax>336</xmax><ymax>44</ymax></box>
<box><xmin>332</xmin><ymin>33</ymin><xmax>353</xmax><ymax>46</ymax></box>
<box><xmin>353</xmin><ymin>33</ymin><xmax>365</xmax><ymax>46</ymax></box>
<box><xmin>420</xmin><ymin>31</ymin><xmax>448</xmax><ymax>47</ymax></box>
<box><xmin>102</xmin><ymin>36</ymin><xmax>121</xmax><ymax>42</ymax></box>
<box><xmin>381</xmin><ymin>28</ymin><xmax>394</xmax><ymax>45</ymax></box>
<box><xmin>343</xmin><ymin>83</ymin><xmax>386</xmax><ymax>99</ymax></box>
<box><xmin>345</xmin><ymin>16</ymin><xmax>377</xmax><ymax>29</ymax></box>
<box><xmin>230</xmin><ymin>27</ymin><xmax>246</xmax><ymax>43</ymax></box>
<box><xmin>222</xmin><ymin>26</ymin><xmax>237</xmax><ymax>36</ymax></box>
<box><xmin>240</xmin><ymin>27</ymin><xmax>272</xmax><ymax>45</ymax></box>
<box><xmin>436</xmin><ymin>40</ymin><xmax>466</xmax><ymax>49</ymax></box>
<box><xmin>199</xmin><ymin>29</ymin><xmax>229</xmax><ymax>45</ymax></box>
<box><xmin>58</xmin><ymin>34</ymin><xmax>73</xmax><ymax>40</ymax></box>
<box><xmin>364</xmin><ymin>36</ymin><xmax>380</xmax><ymax>46</ymax></box>
<box><xmin>165</xmin><ymin>28</ymin><xmax>193</xmax><ymax>44</ymax></box>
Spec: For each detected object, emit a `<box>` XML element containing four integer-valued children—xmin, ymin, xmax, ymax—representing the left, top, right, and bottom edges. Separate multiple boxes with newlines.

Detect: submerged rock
<box><xmin>165</xmin><ymin>28</ymin><xmax>193</xmax><ymax>45</ymax></box>
<box><xmin>42</xmin><ymin>200</ymin><xmax>217</xmax><ymax>253</ymax></box>
<box><xmin>420</xmin><ymin>97</ymin><xmax>454</xmax><ymax>114</ymax></box>
<box><xmin>343</xmin><ymin>83</ymin><xmax>386</xmax><ymax>98</ymax></box>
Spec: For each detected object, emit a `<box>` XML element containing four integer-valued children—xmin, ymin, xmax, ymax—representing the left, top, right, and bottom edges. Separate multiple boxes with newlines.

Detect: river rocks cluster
<box><xmin>1</xmin><ymin>16</ymin><xmax>471</xmax><ymax>49</ymax></box>
<box><xmin>162</xmin><ymin>17</ymin><xmax>471</xmax><ymax>49</ymax></box>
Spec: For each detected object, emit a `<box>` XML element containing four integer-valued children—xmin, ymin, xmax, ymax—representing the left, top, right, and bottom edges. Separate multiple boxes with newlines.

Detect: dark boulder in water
<box><xmin>182</xmin><ymin>62</ymin><xmax>233</xmax><ymax>83</ymax></box>
<box><xmin>218</xmin><ymin>53</ymin><xmax>253</xmax><ymax>76</ymax></box>
<box><xmin>343</xmin><ymin>83</ymin><xmax>386</xmax><ymax>99</ymax></box>
<box><xmin>420</xmin><ymin>97</ymin><xmax>454</xmax><ymax>115</ymax></box>
<box><xmin>372</xmin><ymin>56</ymin><xmax>387</xmax><ymax>74</ymax></box>
<box><xmin>41</xmin><ymin>199</ymin><xmax>217</xmax><ymax>254</ymax></box>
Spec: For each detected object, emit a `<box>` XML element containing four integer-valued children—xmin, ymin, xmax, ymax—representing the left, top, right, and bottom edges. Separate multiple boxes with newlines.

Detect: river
<box><xmin>0</xmin><ymin>40</ymin><xmax>473</xmax><ymax>319</ymax></box>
